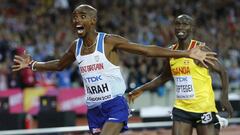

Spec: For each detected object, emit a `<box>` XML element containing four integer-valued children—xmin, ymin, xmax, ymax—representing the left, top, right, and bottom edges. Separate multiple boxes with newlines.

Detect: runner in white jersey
<box><xmin>12</xmin><ymin>4</ymin><xmax>217</xmax><ymax>135</ymax></box>
<box><xmin>75</xmin><ymin>32</ymin><xmax>126</xmax><ymax>108</ymax></box>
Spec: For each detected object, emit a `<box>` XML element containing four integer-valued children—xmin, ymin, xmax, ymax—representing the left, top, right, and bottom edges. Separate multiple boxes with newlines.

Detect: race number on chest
<box><xmin>174</xmin><ymin>76</ymin><xmax>195</xmax><ymax>99</ymax></box>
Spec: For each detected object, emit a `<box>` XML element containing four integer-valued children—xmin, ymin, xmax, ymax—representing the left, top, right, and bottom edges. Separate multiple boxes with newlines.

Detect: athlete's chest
<box><xmin>170</xmin><ymin>58</ymin><xmax>195</xmax><ymax>76</ymax></box>
<box><xmin>169</xmin><ymin>58</ymin><xmax>209</xmax><ymax>78</ymax></box>
<box><xmin>80</xmin><ymin>45</ymin><xmax>96</xmax><ymax>55</ymax></box>
<box><xmin>80</xmin><ymin>41</ymin><xmax>115</xmax><ymax>59</ymax></box>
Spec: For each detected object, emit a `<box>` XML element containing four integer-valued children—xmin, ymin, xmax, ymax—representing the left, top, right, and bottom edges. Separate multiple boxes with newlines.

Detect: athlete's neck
<box><xmin>83</xmin><ymin>31</ymin><xmax>98</xmax><ymax>48</ymax></box>
<box><xmin>178</xmin><ymin>37</ymin><xmax>192</xmax><ymax>50</ymax></box>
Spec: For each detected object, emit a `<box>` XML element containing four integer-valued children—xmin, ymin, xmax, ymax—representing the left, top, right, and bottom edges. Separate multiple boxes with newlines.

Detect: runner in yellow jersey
<box><xmin>128</xmin><ymin>14</ymin><xmax>233</xmax><ymax>135</ymax></box>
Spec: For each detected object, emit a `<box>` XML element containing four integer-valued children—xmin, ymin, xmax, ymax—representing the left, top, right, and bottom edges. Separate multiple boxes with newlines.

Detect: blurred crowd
<box><xmin>0</xmin><ymin>0</ymin><xmax>239</xmax><ymax>94</ymax></box>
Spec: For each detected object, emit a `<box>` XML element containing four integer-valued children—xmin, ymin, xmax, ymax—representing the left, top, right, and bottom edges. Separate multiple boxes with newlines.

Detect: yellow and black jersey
<box><xmin>169</xmin><ymin>40</ymin><xmax>217</xmax><ymax>113</ymax></box>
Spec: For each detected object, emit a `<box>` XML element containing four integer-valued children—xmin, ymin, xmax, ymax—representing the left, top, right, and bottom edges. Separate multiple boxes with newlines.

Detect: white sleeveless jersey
<box><xmin>75</xmin><ymin>32</ymin><xmax>126</xmax><ymax>108</ymax></box>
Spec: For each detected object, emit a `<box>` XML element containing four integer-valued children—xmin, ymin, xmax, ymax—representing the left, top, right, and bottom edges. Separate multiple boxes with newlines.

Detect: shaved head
<box><xmin>74</xmin><ymin>4</ymin><xmax>97</xmax><ymax>18</ymax></box>
<box><xmin>175</xmin><ymin>14</ymin><xmax>194</xmax><ymax>25</ymax></box>
<box><xmin>177</xmin><ymin>14</ymin><xmax>193</xmax><ymax>20</ymax></box>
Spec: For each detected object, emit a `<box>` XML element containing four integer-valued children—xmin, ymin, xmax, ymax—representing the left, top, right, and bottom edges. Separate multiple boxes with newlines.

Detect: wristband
<box><xmin>28</xmin><ymin>60</ymin><xmax>37</xmax><ymax>71</ymax></box>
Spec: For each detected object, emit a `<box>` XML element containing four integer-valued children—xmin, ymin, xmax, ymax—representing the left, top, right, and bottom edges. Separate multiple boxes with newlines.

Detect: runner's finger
<box><xmin>14</xmin><ymin>55</ymin><xmax>24</xmax><ymax>61</ymax></box>
<box><xmin>206</xmin><ymin>52</ymin><xmax>217</xmax><ymax>56</ymax></box>
<box><xmin>13</xmin><ymin>59</ymin><xmax>22</xmax><ymax>64</ymax></box>
<box><xmin>201</xmin><ymin>60</ymin><xmax>208</xmax><ymax>68</ymax></box>
<box><xmin>204</xmin><ymin>59</ymin><xmax>214</xmax><ymax>67</ymax></box>
<box><xmin>12</xmin><ymin>67</ymin><xmax>21</xmax><ymax>72</ymax></box>
<box><xmin>12</xmin><ymin>65</ymin><xmax>20</xmax><ymax>69</ymax></box>
<box><xmin>206</xmin><ymin>55</ymin><xmax>218</xmax><ymax>61</ymax></box>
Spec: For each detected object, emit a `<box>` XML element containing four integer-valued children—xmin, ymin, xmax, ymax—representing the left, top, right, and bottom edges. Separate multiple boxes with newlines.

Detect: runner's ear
<box><xmin>91</xmin><ymin>18</ymin><xmax>96</xmax><ymax>25</ymax></box>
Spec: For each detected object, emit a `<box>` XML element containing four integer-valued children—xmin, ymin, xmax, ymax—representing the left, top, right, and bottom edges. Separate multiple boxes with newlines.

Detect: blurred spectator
<box><xmin>228</xmin><ymin>62</ymin><xmax>240</xmax><ymax>91</ymax></box>
<box><xmin>0</xmin><ymin>62</ymin><xmax>8</xmax><ymax>90</ymax></box>
<box><xmin>56</xmin><ymin>67</ymin><xmax>72</xmax><ymax>88</ymax></box>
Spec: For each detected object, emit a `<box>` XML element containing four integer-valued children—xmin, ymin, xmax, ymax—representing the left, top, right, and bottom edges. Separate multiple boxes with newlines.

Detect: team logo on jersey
<box><xmin>171</xmin><ymin>66</ymin><xmax>190</xmax><ymax>75</ymax></box>
<box><xmin>78</xmin><ymin>60</ymin><xmax>83</xmax><ymax>65</ymax></box>
<box><xmin>79</xmin><ymin>63</ymin><xmax>104</xmax><ymax>73</ymax></box>
<box><xmin>184</xmin><ymin>60</ymin><xmax>190</xmax><ymax>65</ymax></box>
<box><xmin>95</xmin><ymin>55</ymin><xmax>100</xmax><ymax>62</ymax></box>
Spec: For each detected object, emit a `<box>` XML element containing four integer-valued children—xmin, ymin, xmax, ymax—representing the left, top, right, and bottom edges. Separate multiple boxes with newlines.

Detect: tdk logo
<box><xmin>176</xmin><ymin>77</ymin><xmax>188</xmax><ymax>82</ymax></box>
<box><xmin>84</xmin><ymin>75</ymin><xmax>102</xmax><ymax>83</ymax></box>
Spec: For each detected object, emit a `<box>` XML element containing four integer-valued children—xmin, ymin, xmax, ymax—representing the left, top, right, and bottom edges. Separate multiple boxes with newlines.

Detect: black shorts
<box><xmin>172</xmin><ymin>107</ymin><xmax>220</xmax><ymax>129</ymax></box>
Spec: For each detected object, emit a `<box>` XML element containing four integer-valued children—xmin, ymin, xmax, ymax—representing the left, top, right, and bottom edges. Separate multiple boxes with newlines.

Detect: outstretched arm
<box><xmin>128</xmin><ymin>60</ymin><xmax>172</xmax><ymax>103</ymax></box>
<box><xmin>106</xmin><ymin>34</ymin><xmax>216</xmax><ymax>67</ymax></box>
<box><xmin>12</xmin><ymin>41</ymin><xmax>77</xmax><ymax>72</ymax></box>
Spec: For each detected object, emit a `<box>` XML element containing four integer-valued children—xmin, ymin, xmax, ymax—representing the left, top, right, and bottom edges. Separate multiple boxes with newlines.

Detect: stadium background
<box><xmin>0</xmin><ymin>0</ymin><xmax>239</xmax><ymax>134</ymax></box>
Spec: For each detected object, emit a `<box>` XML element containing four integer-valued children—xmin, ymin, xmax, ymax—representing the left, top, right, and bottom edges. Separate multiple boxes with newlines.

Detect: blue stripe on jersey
<box><xmin>76</xmin><ymin>38</ymin><xmax>83</xmax><ymax>56</ymax></box>
<box><xmin>97</xmin><ymin>32</ymin><xmax>105</xmax><ymax>53</ymax></box>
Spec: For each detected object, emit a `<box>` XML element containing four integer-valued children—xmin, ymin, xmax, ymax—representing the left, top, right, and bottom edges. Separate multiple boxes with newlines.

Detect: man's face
<box><xmin>174</xmin><ymin>16</ymin><xmax>193</xmax><ymax>40</ymax></box>
<box><xmin>72</xmin><ymin>8</ymin><xmax>95</xmax><ymax>37</ymax></box>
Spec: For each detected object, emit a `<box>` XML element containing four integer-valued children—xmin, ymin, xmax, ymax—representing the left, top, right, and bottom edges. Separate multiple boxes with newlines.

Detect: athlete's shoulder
<box><xmin>194</xmin><ymin>40</ymin><xmax>205</xmax><ymax>46</ymax></box>
<box><xmin>193</xmin><ymin>40</ymin><xmax>211</xmax><ymax>51</ymax></box>
<box><xmin>69</xmin><ymin>39</ymin><xmax>78</xmax><ymax>51</ymax></box>
<box><xmin>168</xmin><ymin>43</ymin><xmax>178</xmax><ymax>50</ymax></box>
<box><xmin>105</xmin><ymin>33</ymin><xmax>124</xmax><ymax>39</ymax></box>
<box><xmin>71</xmin><ymin>39</ymin><xmax>78</xmax><ymax>47</ymax></box>
<box><xmin>73</xmin><ymin>39</ymin><xmax>78</xmax><ymax>43</ymax></box>
<box><xmin>104</xmin><ymin>33</ymin><xmax>129</xmax><ymax>44</ymax></box>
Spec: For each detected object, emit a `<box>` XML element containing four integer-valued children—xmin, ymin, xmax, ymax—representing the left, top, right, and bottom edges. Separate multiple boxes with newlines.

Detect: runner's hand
<box><xmin>189</xmin><ymin>46</ymin><xmax>217</xmax><ymax>68</ymax></box>
<box><xmin>12</xmin><ymin>51</ymin><xmax>32</xmax><ymax>72</ymax></box>
<box><xmin>220</xmin><ymin>97</ymin><xmax>233</xmax><ymax>118</ymax></box>
<box><xmin>128</xmin><ymin>88</ymin><xmax>144</xmax><ymax>104</ymax></box>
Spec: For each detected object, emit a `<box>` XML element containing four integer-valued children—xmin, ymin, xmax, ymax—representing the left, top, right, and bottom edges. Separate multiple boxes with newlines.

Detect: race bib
<box><xmin>201</xmin><ymin>112</ymin><xmax>213</xmax><ymax>124</ymax></box>
<box><xmin>83</xmin><ymin>74</ymin><xmax>113</xmax><ymax>102</ymax></box>
<box><xmin>174</xmin><ymin>76</ymin><xmax>195</xmax><ymax>99</ymax></box>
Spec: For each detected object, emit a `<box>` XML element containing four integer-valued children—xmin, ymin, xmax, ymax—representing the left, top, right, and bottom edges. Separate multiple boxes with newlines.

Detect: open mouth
<box><xmin>76</xmin><ymin>25</ymin><xmax>84</xmax><ymax>34</ymax></box>
<box><xmin>177</xmin><ymin>32</ymin><xmax>184</xmax><ymax>36</ymax></box>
